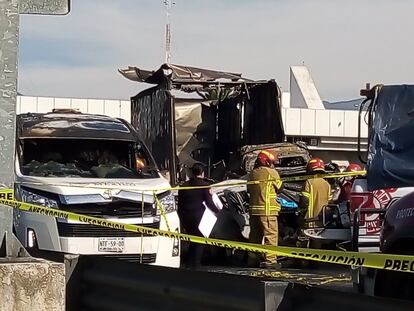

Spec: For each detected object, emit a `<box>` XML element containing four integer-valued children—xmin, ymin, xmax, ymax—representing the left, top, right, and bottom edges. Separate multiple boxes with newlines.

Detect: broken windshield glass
<box><xmin>19</xmin><ymin>139</ymin><xmax>159</xmax><ymax>179</ymax></box>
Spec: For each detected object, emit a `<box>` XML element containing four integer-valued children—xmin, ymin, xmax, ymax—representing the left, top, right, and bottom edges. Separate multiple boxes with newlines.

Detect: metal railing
<box><xmin>351</xmin><ymin>208</ymin><xmax>387</xmax><ymax>252</ymax></box>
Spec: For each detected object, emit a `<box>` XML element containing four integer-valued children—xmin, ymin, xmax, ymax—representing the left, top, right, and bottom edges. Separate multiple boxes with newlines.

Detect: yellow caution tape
<box><xmin>0</xmin><ymin>189</ymin><xmax>14</xmax><ymax>201</ymax></box>
<box><xmin>6</xmin><ymin>170</ymin><xmax>365</xmax><ymax>237</ymax></box>
<box><xmin>13</xmin><ymin>170</ymin><xmax>366</xmax><ymax>192</ymax></box>
<box><xmin>2</xmin><ymin>187</ymin><xmax>414</xmax><ymax>274</ymax></box>
<box><xmin>281</xmin><ymin>170</ymin><xmax>365</xmax><ymax>183</ymax></box>
<box><xmin>153</xmin><ymin>191</ymin><xmax>170</xmax><ymax>231</ymax></box>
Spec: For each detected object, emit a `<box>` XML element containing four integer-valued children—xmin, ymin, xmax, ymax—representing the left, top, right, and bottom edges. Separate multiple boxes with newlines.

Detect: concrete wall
<box><xmin>281</xmin><ymin>107</ymin><xmax>368</xmax><ymax>138</ymax></box>
<box><xmin>18</xmin><ymin>96</ymin><xmax>367</xmax><ymax>139</ymax></box>
<box><xmin>17</xmin><ymin>96</ymin><xmax>131</xmax><ymax>122</ymax></box>
<box><xmin>0</xmin><ymin>259</ymin><xmax>65</xmax><ymax>311</ymax></box>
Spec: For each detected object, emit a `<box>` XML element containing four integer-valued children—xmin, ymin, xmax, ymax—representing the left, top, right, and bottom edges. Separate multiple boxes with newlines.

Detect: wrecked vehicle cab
<box><xmin>240</xmin><ymin>142</ymin><xmax>309</xmax><ymax>177</ymax></box>
<box><xmin>239</xmin><ymin>142</ymin><xmax>310</xmax><ymax>194</ymax></box>
<box><xmin>212</xmin><ymin>142</ymin><xmax>311</xmax><ymax>248</ymax></box>
<box><xmin>13</xmin><ymin>109</ymin><xmax>180</xmax><ymax>267</ymax></box>
<box><xmin>214</xmin><ymin>142</ymin><xmax>354</xmax><ymax>253</ymax></box>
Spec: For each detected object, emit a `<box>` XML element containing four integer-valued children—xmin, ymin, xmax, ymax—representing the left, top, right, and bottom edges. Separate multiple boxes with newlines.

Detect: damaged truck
<box><xmin>119</xmin><ymin>63</ymin><xmax>286</xmax><ymax>185</ymax></box>
<box><xmin>13</xmin><ymin>109</ymin><xmax>181</xmax><ymax>267</ymax></box>
<box><xmin>119</xmin><ymin>64</ymin><xmax>316</xmax><ymax>265</ymax></box>
<box><xmin>351</xmin><ymin>85</ymin><xmax>414</xmax><ymax>300</ymax></box>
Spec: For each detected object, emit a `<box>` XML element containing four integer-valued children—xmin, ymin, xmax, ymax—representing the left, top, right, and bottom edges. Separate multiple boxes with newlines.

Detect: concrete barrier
<box><xmin>278</xmin><ymin>283</ymin><xmax>414</xmax><ymax>311</ymax></box>
<box><xmin>0</xmin><ymin>258</ymin><xmax>65</xmax><ymax>311</ymax></box>
<box><xmin>67</xmin><ymin>255</ymin><xmax>276</xmax><ymax>310</ymax></box>
<box><xmin>67</xmin><ymin>256</ymin><xmax>414</xmax><ymax>311</ymax></box>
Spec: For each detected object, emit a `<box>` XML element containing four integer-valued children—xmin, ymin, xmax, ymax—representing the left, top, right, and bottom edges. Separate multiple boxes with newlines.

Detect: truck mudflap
<box><xmin>352</xmin><ymin>266</ymin><xmax>377</xmax><ymax>296</ymax></box>
<box><xmin>351</xmin><ymin>207</ymin><xmax>387</xmax><ymax>295</ymax></box>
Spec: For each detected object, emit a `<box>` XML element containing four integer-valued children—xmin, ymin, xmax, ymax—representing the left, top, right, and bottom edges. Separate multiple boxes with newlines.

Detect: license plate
<box><xmin>98</xmin><ymin>238</ymin><xmax>125</xmax><ymax>253</ymax></box>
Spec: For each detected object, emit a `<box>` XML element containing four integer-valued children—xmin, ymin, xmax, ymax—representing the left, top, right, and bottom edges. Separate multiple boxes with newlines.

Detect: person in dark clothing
<box><xmin>177</xmin><ymin>163</ymin><xmax>219</xmax><ymax>268</ymax></box>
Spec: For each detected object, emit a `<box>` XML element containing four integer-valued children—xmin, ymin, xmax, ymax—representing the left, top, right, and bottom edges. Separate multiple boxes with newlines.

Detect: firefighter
<box><xmin>336</xmin><ymin>163</ymin><xmax>362</xmax><ymax>203</ymax></box>
<box><xmin>303</xmin><ymin>158</ymin><xmax>331</xmax><ymax>221</ymax></box>
<box><xmin>247</xmin><ymin>150</ymin><xmax>283</xmax><ymax>269</ymax></box>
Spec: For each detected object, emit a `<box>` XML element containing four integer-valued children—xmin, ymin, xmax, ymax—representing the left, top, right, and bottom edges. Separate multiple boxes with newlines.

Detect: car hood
<box><xmin>16</xmin><ymin>175</ymin><xmax>172</xmax><ymax>201</ymax></box>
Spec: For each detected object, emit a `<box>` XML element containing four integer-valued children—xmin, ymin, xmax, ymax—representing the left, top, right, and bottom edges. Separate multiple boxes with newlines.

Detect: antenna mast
<box><xmin>163</xmin><ymin>0</ymin><xmax>175</xmax><ymax>64</ymax></box>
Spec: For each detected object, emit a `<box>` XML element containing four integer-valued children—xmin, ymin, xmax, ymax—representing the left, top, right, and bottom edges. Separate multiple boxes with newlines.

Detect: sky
<box><xmin>17</xmin><ymin>0</ymin><xmax>414</xmax><ymax>101</ymax></box>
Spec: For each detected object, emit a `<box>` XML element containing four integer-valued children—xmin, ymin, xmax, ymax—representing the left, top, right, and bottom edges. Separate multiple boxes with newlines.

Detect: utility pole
<box><xmin>0</xmin><ymin>0</ymin><xmax>70</xmax><ymax>257</ymax></box>
<box><xmin>163</xmin><ymin>0</ymin><xmax>175</xmax><ymax>64</ymax></box>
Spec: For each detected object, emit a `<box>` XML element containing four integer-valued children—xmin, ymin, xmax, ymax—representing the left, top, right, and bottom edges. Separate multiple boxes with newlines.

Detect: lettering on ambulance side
<box><xmin>396</xmin><ymin>207</ymin><xmax>414</xmax><ymax>220</ymax></box>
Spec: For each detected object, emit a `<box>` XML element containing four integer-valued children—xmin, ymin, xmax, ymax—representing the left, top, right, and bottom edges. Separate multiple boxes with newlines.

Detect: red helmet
<box><xmin>307</xmin><ymin>157</ymin><xmax>325</xmax><ymax>173</ymax></box>
<box><xmin>346</xmin><ymin>163</ymin><xmax>362</xmax><ymax>172</ymax></box>
<box><xmin>256</xmin><ymin>150</ymin><xmax>276</xmax><ymax>167</ymax></box>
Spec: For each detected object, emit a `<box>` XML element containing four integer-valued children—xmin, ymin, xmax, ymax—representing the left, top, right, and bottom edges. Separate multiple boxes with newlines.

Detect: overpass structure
<box><xmin>280</xmin><ymin>66</ymin><xmax>368</xmax><ymax>164</ymax></box>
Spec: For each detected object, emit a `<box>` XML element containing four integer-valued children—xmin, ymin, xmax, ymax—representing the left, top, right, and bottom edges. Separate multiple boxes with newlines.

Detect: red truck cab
<box><xmin>349</xmin><ymin>178</ymin><xmax>405</xmax><ymax>252</ymax></box>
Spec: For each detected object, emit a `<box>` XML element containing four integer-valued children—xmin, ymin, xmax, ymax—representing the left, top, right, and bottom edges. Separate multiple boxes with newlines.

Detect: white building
<box><xmin>16</xmin><ymin>66</ymin><xmax>367</xmax><ymax>165</ymax></box>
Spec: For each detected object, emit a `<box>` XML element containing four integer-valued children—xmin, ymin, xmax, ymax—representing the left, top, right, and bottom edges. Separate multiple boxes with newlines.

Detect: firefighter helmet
<box><xmin>346</xmin><ymin>163</ymin><xmax>362</xmax><ymax>172</ymax></box>
<box><xmin>256</xmin><ymin>150</ymin><xmax>276</xmax><ymax>167</ymax></box>
<box><xmin>307</xmin><ymin>157</ymin><xmax>325</xmax><ymax>173</ymax></box>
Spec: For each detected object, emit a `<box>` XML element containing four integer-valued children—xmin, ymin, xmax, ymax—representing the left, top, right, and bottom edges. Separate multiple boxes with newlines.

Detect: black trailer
<box><xmin>119</xmin><ymin>63</ymin><xmax>285</xmax><ymax>185</ymax></box>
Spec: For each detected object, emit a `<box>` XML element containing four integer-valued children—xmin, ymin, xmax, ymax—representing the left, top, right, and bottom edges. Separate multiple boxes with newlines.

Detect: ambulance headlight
<box><xmin>19</xmin><ymin>188</ymin><xmax>58</xmax><ymax>209</ymax></box>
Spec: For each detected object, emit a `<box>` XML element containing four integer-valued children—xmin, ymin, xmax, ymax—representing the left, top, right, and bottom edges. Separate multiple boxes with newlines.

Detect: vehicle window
<box><xmin>276</xmin><ymin>156</ymin><xmax>306</xmax><ymax>168</ymax></box>
<box><xmin>19</xmin><ymin>139</ymin><xmax>158</xmax><ymax>179</ymax></box>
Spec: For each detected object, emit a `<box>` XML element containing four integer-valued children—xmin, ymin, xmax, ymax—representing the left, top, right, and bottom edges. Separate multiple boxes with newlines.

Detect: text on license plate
<box><xmin>98</xmin><ymin>238</ymin><xmax>125</xmax><ymax>253</ymax></box>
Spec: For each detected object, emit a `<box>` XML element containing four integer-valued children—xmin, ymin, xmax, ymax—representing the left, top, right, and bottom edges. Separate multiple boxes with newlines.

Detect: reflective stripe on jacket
<box><xmin>247</xmin><ymin>167</ymin><xmax>282</xmax><ymax>216</ymax></box>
